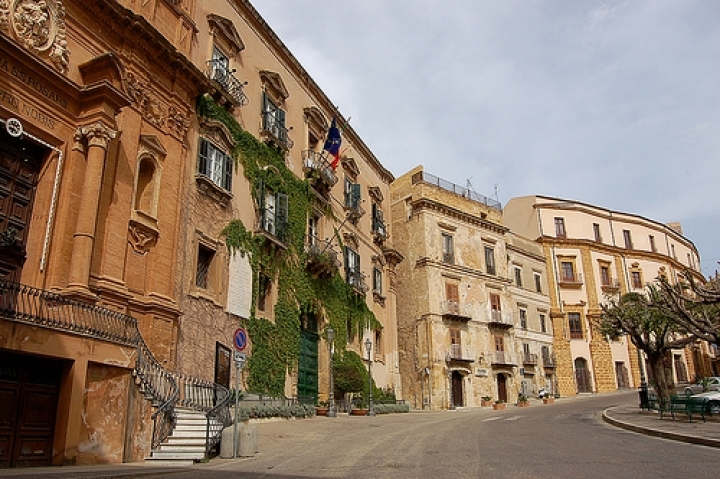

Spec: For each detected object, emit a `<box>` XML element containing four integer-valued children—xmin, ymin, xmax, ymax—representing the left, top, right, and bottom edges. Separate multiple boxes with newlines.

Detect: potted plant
<box><xmin>481</xmin><ymin>396</ymin><xmax>493</xmax><ymax>407</ymax></box>
<box><xmin>542</xmin><ymin>396</ymin><xmax>555</xmax><ymax>404</ymax></box>
<box><xmin>350</xmin><ymin>394</ymin><xmax>369</xmax><ymax>416</ymax></box>
<box><xmin>492</xmin><ymin>399</ymin><xmax>506</xmax><ymax>410</ymax></box>
<box><xmin>315</xmin><ymin>401</ymin><xmax>329</xmax><ymax>416</ymax></box>
<box><xmin>517</xmin><ymin>394</ymin><xmax>530</xmax><ymax>407</ymax></box>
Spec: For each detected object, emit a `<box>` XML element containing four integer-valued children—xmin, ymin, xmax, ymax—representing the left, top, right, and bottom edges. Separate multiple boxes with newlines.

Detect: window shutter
<box><xmin>223</xmin><ymin>152</ymin><xmax>233</xmax><ymax>191</ymax></box>
<box><xmin>198</xmin><ymin>137</ymin><xmax>208</xmax><ymax>176</ymax></box>
<box><xmin>278</xmin><ymin>108</ymin><xmax>286</xmax><ymax>139</ymax></box>
<box><xmin>256</xmin><ymin>178</ymin><xmax>265</xmax><ymax>215</ymax></box>
<box><xmin>276</xmin><ymin>192</ymin><xmax>288</xmax><ymax>241</ymax></box>
<box><xmin>351</xmin><ymin>183</ymin><xmax>361</xmax><ymax>209</ymax></box>
<box><xmin>344</xmin><ymin>246</ymin><xmax>351</xmax><ymax>282</ymax></box>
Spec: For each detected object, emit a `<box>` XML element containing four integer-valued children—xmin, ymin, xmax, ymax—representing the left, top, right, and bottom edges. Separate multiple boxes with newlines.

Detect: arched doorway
<box><xmin>575</xmin><ymin>357</ymin><xmax>592</xmax><ymax>393</ymax></box>
<box><xmin>451</xmin><ymin>371</ymin><xmax>463</xmax><ymax>408</ymax></box>
<box><xmin>497</xmin><ymin>373</ymin><xmax>508</xmax><ymax>403</ymax></box>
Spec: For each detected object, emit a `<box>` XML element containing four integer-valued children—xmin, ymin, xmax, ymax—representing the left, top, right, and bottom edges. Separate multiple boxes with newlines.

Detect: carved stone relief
<box><xmin>125</xmin><ymin>71</ymin><xmax>190</xmax><ymax>141</ymax></box>
<box><xmin>0</xmin><ymin>0</ymin><xmax>70</xmax><ymax>74</ymax></box>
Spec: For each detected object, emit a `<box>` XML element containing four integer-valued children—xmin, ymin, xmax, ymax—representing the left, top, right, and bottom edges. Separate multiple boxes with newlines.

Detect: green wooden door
<box><xmin>298</xmin><ymin>329</ymin><xmax>319</xmax><ymax>404</ymax></box>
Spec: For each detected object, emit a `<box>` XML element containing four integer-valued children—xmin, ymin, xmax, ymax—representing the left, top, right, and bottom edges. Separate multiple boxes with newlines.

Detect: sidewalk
<box><xmin>603</xmin><ymin>403</ymin><xmax>720</xmax><ymax>448</ymax></box>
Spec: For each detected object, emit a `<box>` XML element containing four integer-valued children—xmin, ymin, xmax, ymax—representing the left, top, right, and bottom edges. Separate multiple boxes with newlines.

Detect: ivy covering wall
<box><xmin>197</xmin><ymin>95</ymin><xmax>381</xmax><ymax>396</ymax></box>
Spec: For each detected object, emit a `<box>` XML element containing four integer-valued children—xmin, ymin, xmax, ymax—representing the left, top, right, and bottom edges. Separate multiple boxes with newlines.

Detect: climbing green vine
<box><xmin>198</xmin><ymin>95</ymin><xmax>381</xmax><ymax>397</ymax></box>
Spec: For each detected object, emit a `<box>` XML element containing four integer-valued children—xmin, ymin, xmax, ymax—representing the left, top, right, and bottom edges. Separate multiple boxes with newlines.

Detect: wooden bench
<box><xmin>659</xmin><ymin>395</ymin><xmax>707</xmax><ymax>422</ymax></box>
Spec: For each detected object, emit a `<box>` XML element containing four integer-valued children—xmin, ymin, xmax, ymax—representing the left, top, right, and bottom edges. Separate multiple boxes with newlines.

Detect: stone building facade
<box><xmin>503</xmin><ymin>195</ymin><xmax>705</xmax><ymax>396</ymax></box>
<box><xmin>391</xmin><ymin>167</ymin><xmax>553</xmax><ymax>410</ymax></box>
<box><xmin>0</xmin><ymin>0</ymin><xmax>203</xmax><ymax>466</ymax></box>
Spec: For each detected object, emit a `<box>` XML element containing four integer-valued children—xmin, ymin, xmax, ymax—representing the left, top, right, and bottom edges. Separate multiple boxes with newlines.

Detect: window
<box><xmin>534</xmin><ymin>273</ymin><xmax>542</xmax><ymax>293</ymax></box>
<box><xmin>519</xmin><ymin>309</ymin><xmax>527</xmax><ymax>329</ymax></box>
<box><xmin>490</xmin><ymin>293</ymin><xmax>501</xmax><ymax>311</ymax></box>
<box><xmin>671</xmin><ymin>244</ymin><xmax>676</xmax><ymax>259</ymax></box>
<box><xmin>523</xmin><ymin>343</ymin><xmax>531</xmax><ymax>357</ymax></box>
<box><xmin>257</xmin><ymin>274</ymin><xmax>271</xmax><ymax>311</ymax></box>
<box><xmin>375</xmin><ymin>330</ymin><xmax>383</xmax><ymax>357</ymax></box>
<box><xmin>259</xmin><ymin>187</ymin><xmax>289</xmax><ymax>241</ymax></box>
<box><xmin>514</xmin><ymin>267</ymin><xmax>523</xmax><ymax>287</ymax></box>
<box><xmin>442</xmin><ymin>233</ymin><xmax>454</xmax><ymax>264</ymax></box>
<box><xmin>345</xmin><ymin>246</ymin><xmax>361</xmax><ymax>285</ymax></box>
<box><xmin>560</xmin><ymin>261</ymin><xmax>575</xmax><ymax>282</ymax></box>
<box><xmin>450</xmin><ymin>328</ymin><xmax>461</xmax><ymax>346</ymax></box>
<box><xmin>568</xmin><ymin>312</ymin><xmax>583</xmax><ymax>339</ymax></box>
<box><xmin>541</xmin><ymin>345</ymin><xmax>550</xmax><ymax>360</ymax></box>
<box><xmin>484</xmin><ymin>246</ymin><xmax>496</xmax><ymax>275</ymax></box>
<box><xmin>494</xmin><ymin>335</ymin><xmax>505</xmax><ymax>352</ymax></box>
<box><xmin>554</xmin><ymin>217</ymin><xmax>566</xmax><ymax>238</ymax></box>
<box><xmin>198</xmin><ymin>137</ymin><xmax>233</xmax><ymax>191</ymax></box>
<box><xmin>371</xmin><ymin>203</ymin><xmax>386</xmax><ymax>238</ymax></box>
<box><xmin>623</xmin><ymin>230</ymin><xmax>633</xmax><ymax>249</ymax></box>
<box><xmin>593</xmin><ymin>223</ymin><xmax>602</xmax><ymax>243</ymax></box>
<box><xmin>262</xmin><ymin>92</ymin><xmax>287</xmax><ymax>144</ymax></box>
<box><xmin>600</xmin><ymin>265</ymin><xmax>611</xmax><ymax>286</ymax></box>
<box><xmin>373</xmin><ymin>267</ymin><xmax>382</xmax><ymax>293</ymax></box>
<box><xmin>308</xmin><ymin>215</ymin><xmax>318</xmax><ymax>246</ymax></box>
<box><xmin>196</xmin><ymin>244</ymin><xmax>214</xmax><ymax>289</ymax></box>
<box><xmin>649</xmin><ymin>235</ymin><xmax>657</xmax><ymax>253</ymax></box>
<box><xmin>445</xmin><ymin>282</ymin><xmax>459</xmax><ymax>314</ymax></box>
<box><xmin>344</xmin><ymin>178</ymin><xmax>361</xmax><ymax>211</ymax></box>
<box><xmin>631</xmin><ymin>271</ymin><xmax>643</xmax><ymax>289</ymax></box>
<box><xmin>540</xmin><ymin>314</ymin><xmax>547</xmax><ymax>333</ymax></box>
<box><xmin>210</xmin><ymin>46</ymin><xmax>231</xmax><ymax>84</ymax></box>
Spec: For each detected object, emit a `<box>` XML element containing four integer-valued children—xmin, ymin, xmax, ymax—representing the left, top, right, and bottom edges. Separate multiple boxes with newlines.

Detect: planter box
<box><xmin>315</xmin><ymin>407</ymin><xmax>329</xmax><ymax>416</ymax></box>
<box><xmin>350</xmin><ymin>408</ymin><xmax>368</xmax><ymax>416</ymax></box>
<box><xmin>517</xmin><ymin>401</ymin><xmax>530</xmax><ymax>407</ymax></box>
<box><xmin>492</xmin><ymin>403</ymin><xmax>506</xmax><ymax>410</ymax></box>
<box><xmin>543</xmin><ymin>398</ymin><xmax>555</xmax><ymax>404</ymax></box>
<box><xmin>481</xmin><ymin>400</ymin><xmax>493</xmax><ymax>407</ymax></box>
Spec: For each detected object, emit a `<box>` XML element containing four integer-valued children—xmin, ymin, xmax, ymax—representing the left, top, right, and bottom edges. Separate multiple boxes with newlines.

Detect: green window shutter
<box><xmin>276</xmin><ymin>192</ymin><xmax>288</xmax><ymax>241</ymax></box>
<box><xmin>198</xmin><ymin>137</ymin><xmax>208</xmax><ymax>176</ymax></box>
<box><xmin>223</xmin><ymin>152</ymin><xmax>233</xmax><ymax>191</ymax></box>
<box><xmin>256</xmin><ymin>179</ymin><xmax>265</xmax><ymax>214</ymax></box>
<box><xmin>351</xmin><ymin>183</ymin><xmax>361</xmax><ymax>209</ymax></box>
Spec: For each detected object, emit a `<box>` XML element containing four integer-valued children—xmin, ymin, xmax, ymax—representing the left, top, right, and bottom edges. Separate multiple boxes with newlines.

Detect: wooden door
<box><xmin>214</xmin><ymin>343</ymin><xmax>231</xmax><ymax>389</ymax></box>
<box><xmin>497</xmin><ymin>374</ymin><xmax>508</xmax><ymax>403</ymax></box>
<box><xmin>0</xmin><ymin>351</ymin><xmax>62</xmax><ymax>467</ymax></box>
<box><xmin>451</xmin><ymin>371</ymin><xmax>463</xmax><ymax>408</ymax></box>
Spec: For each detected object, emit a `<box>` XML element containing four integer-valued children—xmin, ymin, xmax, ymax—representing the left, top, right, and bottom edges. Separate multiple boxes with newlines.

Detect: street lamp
<box><xmin>364</xmin><ymin>337</ymin><xmax>376</xmax><ymax>416</ymax></box>
<box><xmin>327</xmin><ymin>326</ymin><xmax>336</xmax><ymax>417</ymax></box>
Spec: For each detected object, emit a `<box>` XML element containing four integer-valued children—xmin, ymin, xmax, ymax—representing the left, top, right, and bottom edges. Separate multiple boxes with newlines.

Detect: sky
<box><xmin>253</xmin><ymin>1</ymin><xmax>720</xmax><ymax>276</ymax></box>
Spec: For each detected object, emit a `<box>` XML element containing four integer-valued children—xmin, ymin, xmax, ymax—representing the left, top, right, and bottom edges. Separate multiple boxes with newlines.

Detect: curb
<box><xmin>602</xmin><ymin>408</ymin><xmax>720</xmax><ymax>449</ymax></box>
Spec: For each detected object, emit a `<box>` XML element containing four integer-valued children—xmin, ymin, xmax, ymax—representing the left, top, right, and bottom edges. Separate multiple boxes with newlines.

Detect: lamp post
<box><xmin>327</xmin><ymin>326</ymin><xmax>336</xmax><ymax>417</ymax></box>
<box><xmin>364</xmin><ymin>337</ymin><xmax>376</xmax><ymax>416</ymax></box>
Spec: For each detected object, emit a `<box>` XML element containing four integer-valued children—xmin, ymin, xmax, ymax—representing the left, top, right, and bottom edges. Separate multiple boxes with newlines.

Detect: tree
<box><xmin>598</xmin><ymin>286</ymin><xmax>697</xmax><ymax>404</ymax></box>
<box><xmin>659</xmin><ymin>270</ymin><xmax>720</xmax><ymax>346</ymax></box>
<box><xmin>333</xmin><ymin>350</ymin><xmax>367</xmax><ymax>399</ymax></box>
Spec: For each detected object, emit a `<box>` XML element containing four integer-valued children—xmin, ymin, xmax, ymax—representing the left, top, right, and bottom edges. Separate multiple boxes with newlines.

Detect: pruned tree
<box><xmin>659</xmin><ymin>270</ymin><xmax>720</xmax><ymax>346</ymax></box>
<box><xmin>598</xmin><ymin>286</ymin><xmax>697</xmax><ymax>404</ymax></box>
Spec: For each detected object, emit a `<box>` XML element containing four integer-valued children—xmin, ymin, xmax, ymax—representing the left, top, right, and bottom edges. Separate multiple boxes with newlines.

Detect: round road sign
<box><xmin>234</xmin><ymin>327</ymin><xmax>248</xmax><ymax>351</ymax></box>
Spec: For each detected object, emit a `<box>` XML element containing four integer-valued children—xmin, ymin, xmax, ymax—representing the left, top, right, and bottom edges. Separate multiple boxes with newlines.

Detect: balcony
<box><xmin>347</xmin><ymin>271</ymin><xmax>369</xmax><ymax>296</ymax></box>
<box><xmin>600</xmin><ymin>278</ymin><xmax>620</xmax><ymax>292</ymax></box>
<box><xmin>491</xmin><ymin>351</ymin><xmax>517</xmax><ymax>366</ymax></box>
<box><xmin>558</xmin><ymin>273</ymin><xmax>583</xmax><ymax>288</ymax></box>
<box><xmin>542</xmin><ymin>355</ymin><xmax>556</xmax><ymax>369</ymax></box>
<box><xmin>442</xmin><ymin>252</ymin><xmax>455</xmax><ymax>265</ymax></box>
<box><xmin>302</xmin><ymin>150</ymin><xmax>338</xmax><ymax>194</ymax></box>
<box><xmin>440</xmin><ymin>300</ymin><xmax>473</xmax><ymax>321</ymax></box>
<box><xmin>522</xmin><ymin>353</ymin><xmax>538</xmax><ymax>365</ymax></box>
<box><xmin>487</xmin><ymin>309</ymin><xmax>514</xmax><ymax>328</ymax></box>
<box><xmin>372</xmin><ymin>217</ymin><xmax>388</xmax><ymax>246</ymax></box>
<box><xmin>261</xmin><ymin>111</ymin><xmax>293</xmax><ymax>150</ymax></box>
<box><xmin>344</xmin><ymin>197</ymin><xmax>365</xmax><ymax>222</ymax></box>
<box><xmin>305</xmin><ymin>236</ymin><xmax>341</xmax><ymax>278</ymax></box>
<box><xmin>204</xmin><ymin>59</ymin><xmax>248</xmax><ymax>107</ymax></box>
<box><xmin>255</xmin><ymin>207</ymin><xmax>287</xmax><ymax>247</ymax></box>
<box><xmin>447</xmin><ymin>344</ymin><xmax>474</xmax><ymax>362</ymax></box>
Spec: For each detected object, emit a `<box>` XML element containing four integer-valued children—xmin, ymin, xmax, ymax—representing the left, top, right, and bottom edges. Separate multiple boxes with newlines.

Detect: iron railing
<box><xmin>205</xmin><ymin>59</ymin><xmax>248</xmax><ymax>106</ymax></box>
<box><xmin>302</xmin><ymin>150</ymin><xmax>338</xmax><ymax>187</ymax></box>
<box><xmin>411</xmin><ymin>171</ymin><xmax>502</xmax><ymax>210</ymax></box>
<box><xmin>0</xmin><ymin>280</ymin><xmax>230</xmax><ymax>456</ymax></box>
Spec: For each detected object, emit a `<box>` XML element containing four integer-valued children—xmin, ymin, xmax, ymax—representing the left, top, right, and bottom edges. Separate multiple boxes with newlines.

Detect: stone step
<box><xmin>170</xmin><ymin>429</ymin><xmax>208</xmax><ymax>439</ymax></box>
<box><xmin>142</xmin><ymin>459</ymin><xmax>195</xmax><ymax>467</ymax></box>
<box><xmin>156</xmin><ymin>443</ymin><xmax>206</xmax><ymax>453</ymax></box>
<box><xmin>165</xmin><ymin>437</ymin><xmax>207</xmax><ymax>446</ymax></box>
<box><xmin>148</xmin><ymin>450</ymin><xmax>205</xmax><ymax>461</ymax></box>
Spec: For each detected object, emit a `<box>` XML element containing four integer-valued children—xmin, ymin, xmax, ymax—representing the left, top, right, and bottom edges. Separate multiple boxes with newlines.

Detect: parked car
<box><xmin>683</xmin><ymin>377</ymin><xmax>720</xmax><ymax>396</ymax></box>
<box><xmin>689</xmin><ymin>390</ymin><xmax>720</xmax><ymax>415</ymax></box>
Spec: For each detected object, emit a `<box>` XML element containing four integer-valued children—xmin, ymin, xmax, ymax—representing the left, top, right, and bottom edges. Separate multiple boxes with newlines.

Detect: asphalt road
<box><xmin>130</xmin><ymin>390</ymin><xmax>715</xmax><ymax>479</ymax></box>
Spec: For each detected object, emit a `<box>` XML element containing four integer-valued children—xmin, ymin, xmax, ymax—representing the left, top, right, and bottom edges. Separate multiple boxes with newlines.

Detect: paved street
<box><xmin>180</xmin><ymin>391</ymin><xmax>720</xmax><ymax>478</ymax></box>
<box><xmin>3</xmin><ymin>391</ymin><xmax>720</xmax><ymax>479</ymax></box>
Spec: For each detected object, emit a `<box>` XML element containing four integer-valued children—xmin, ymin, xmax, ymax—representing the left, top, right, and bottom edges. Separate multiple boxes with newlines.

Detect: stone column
<box><xmin>67</xmin><ymin>122</ymin><xmax>117</xmax><ymax>292</ymax></box>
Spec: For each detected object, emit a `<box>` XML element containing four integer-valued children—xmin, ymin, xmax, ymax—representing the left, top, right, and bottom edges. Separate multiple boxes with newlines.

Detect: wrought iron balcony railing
<box><xmin>347</xmin><ymin>270</ymin><xmax>369</xmax><ymax>295</ymax></box>
<box><xmin>491</xmin><ymin>351</ymin><xmax>517</xmax><ymax>366</ymax></box>
<box><xmin>205</xmin><ymin>59</ymin><xmax>248</xmax><ymax>106</ymax></box>
<box><xmin>448</xmin><ymin>344</ymin><xmax>474</xmax><ymax>361</ymax></box>
<box><xmin>305</xmin><ymin>235</ymin><xmax>341</xmax><ymax>278</ymax></box>
<box><xmin>440</xmin><ymin>300</ymin><xmax>473</xmax><ymax>320</ymax></box>
<box><xmin>487</xmin><ymin>309</ymin><xmax>514</xmax><ymax>327</ymax></box>
<box><xmin>262</xmin><ymin>111</ymin><xmax>293</xmax><ymax>150</ymax></box>
<box><xmin>542</xmin><ymin>355</ymin><xmax>556</xmax><ymax>368</ymax></box>
<box><xmin>523</xmin><ymin>352</ymin><xmax>538</xmax><ymax>365</ymax></box>
<box><xmin>559</xmin><ymin>273</ymin><xmax>583</xmax><ymax>286</ymax></box>
<box><xmin>302</xmin><ymin>150</ymin><xmax>338</xmax><ymax>188</ymax></box>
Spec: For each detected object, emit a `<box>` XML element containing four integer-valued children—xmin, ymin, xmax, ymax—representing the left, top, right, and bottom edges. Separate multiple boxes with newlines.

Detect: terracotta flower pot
<box><xmin>315</xmin><ymin>407</ymin><xmax>329</xmax><ymax>416</ymax></box>
<box><xmin>543</xmin><ymin>398</ymin><xmax>555</xmax><ymax>404</ymax></box>
<box><xmin>351</xmin><ymin>408</ymin><xmax>369</xmax><ymax>416</ymax></box>
<box><xmin>492</xmin><ymin>403</ymin><xmax>506</xmax><ymax>410</ymax></box>
<box><xmin>481</xmin><ymin>400</ymin><xmax>493</xmax><ymax>407</ymax></box>
<box><xmin>518</xmin><ymin>401</ymin><xmax>530</xmax><ymax>407</ymax></box>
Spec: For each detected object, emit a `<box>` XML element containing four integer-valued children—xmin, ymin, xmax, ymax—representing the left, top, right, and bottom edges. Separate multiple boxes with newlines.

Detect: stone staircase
<box><xmin>145</xmin><ymin>408</ymin><xmax>209</xmax><ymax>466</ymax></box>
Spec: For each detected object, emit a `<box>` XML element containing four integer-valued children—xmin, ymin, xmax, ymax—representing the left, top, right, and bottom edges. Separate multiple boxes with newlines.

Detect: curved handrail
<box><xmin>0</xmin><ymin>280</ymin><xmax>230</xmax><ymax>454</ymax></box>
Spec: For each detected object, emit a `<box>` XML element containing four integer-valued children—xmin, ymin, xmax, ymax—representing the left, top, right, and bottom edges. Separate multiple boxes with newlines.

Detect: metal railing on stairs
<box><xmin>0</xmin><ymin>280</ymin><xmax>231</xmax><ymax>456</ymax></box>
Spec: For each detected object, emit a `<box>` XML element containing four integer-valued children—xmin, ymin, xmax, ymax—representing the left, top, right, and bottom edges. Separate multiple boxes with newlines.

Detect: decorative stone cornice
<box><xmin>414</xmin><ymin>256</ymin><xmax>511</xmax><ymax>284</ymax></box>
<box><xmin>410</xmin><ymin>198</ymin><xmax>508</xmax><ymax>235</ymax></box>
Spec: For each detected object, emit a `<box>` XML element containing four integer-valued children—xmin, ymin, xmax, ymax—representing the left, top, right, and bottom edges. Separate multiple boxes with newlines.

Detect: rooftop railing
<box><xmin>411</xmin><ymin>171</ymin><xmax>502</xmax><ymax>210</ymax></box>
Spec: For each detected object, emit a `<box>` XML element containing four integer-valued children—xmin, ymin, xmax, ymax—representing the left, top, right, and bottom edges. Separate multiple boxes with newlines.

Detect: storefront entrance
<box><xmin>0</xmin><ymin>350</ymin><xmax>64</xmax><ymax>467</ymax></box>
